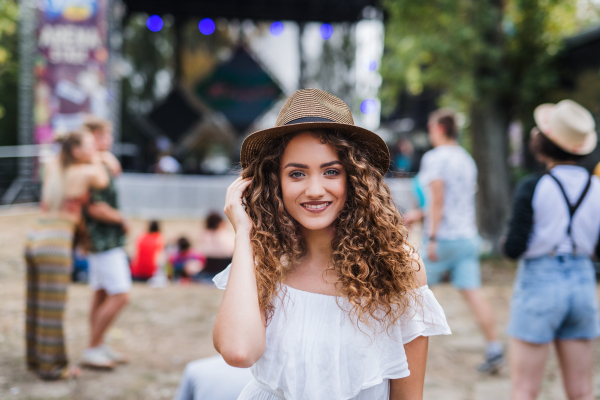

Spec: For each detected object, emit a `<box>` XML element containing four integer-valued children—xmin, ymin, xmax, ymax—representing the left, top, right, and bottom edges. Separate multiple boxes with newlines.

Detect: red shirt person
<box><xmin>131</xmin><ymin>221</ymin><xmax>163</xmax><ymax>281</ymax></box>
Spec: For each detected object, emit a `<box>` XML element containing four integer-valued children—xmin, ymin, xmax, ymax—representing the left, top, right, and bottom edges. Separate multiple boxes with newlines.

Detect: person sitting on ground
<box><xmin>198</xmin><ymin>212</ymin><xmax>234</xmax><ymax>278</ymax></box>
<box><xmin>169</xmin><ymin>237</ymin><xmax>206</xmax><ymax>282</ymax></box>
<box><xmin>131</xmin><ymin>221</ymin><xmax>163</xmax><ymax>282</ymax></box>
<box><xmin>174</xmin><ymin>355</ymin><xmax>253</xmax><ymax>400</ymax></box>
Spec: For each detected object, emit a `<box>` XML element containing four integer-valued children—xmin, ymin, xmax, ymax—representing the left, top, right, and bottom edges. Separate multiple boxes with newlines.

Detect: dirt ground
<box><xmin>1</xmin><ymin>206</ymin><xmax>600</xmax><ymax>400</ymax></box>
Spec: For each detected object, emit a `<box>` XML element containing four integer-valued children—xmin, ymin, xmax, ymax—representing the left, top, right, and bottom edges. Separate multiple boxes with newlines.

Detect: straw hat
<box><xmin>533</xmin><ymin>99</ymin><xmax>597</xmax><ymax>155</ymax></box>
<box><xmin>240</xmin><ymin>89</ymin><xmax>390</xmax><ymax>174</ymax></box>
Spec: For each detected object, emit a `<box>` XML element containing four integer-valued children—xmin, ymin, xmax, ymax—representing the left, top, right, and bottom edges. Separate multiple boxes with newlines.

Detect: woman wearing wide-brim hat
<box><xmin>212</xmin><ymin>89</ymin><xmax>451</xmax><ymax>399</ymax></box>
<box><xmin>504</xmin><ymin>99</ymin><xmax>600</xmax><ymax>400</ymax></box>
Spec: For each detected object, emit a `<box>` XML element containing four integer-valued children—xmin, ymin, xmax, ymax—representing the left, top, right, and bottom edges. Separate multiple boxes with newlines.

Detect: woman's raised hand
<box><xmin>224</xmin><ymin>177</ymin><xmax>253</xmax><ymax>234</ymax></box>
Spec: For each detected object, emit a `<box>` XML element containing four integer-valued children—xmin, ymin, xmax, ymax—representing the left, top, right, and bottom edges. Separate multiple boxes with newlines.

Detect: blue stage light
<box><xmin>360</xmin><ymin>99</ymin><xmax>377</xmax><ymax>114</ymax></box>
<box><xmin>320</xmin><ymin>23</ymin><xmax>333</xmax><ymax>40</ymax></box>
<box><xmin>369</xmin><ymin>61</ymin><xmax>377</xmax><ymax>71</ymax></box>
<box><xmin>270</xmin><ymin>21</ymin><xmax>284</xmax><ymax>36</ymax></box>
<box><xmin>199</xmin><ymin>18</ymin><xmax>215</xmax><ymax>35</ymax></box>
<box><xmin>146</xmin><ymin>15</ymin><xmax>163</xmax><ymax>32</ymax></box>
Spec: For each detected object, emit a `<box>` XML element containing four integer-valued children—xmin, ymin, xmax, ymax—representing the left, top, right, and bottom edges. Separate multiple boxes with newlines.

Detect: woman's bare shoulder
<box><xmin>403</xmin><ymin>243</ymin><xmax>427</xmax><ymax>287</ymax></box>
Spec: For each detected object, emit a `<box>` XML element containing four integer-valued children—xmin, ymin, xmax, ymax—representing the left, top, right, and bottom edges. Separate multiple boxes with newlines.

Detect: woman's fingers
<box><xmin>224</xmin><ymin>177</ymin><xmax>252</xmax><ymax>214</ymax></box>
<box><xmin>226</xmin><ymin>176</ymin><xmax>244</xmax><ymax>196</ymax></box>
<box><xmin>232</xmin><ymin>178</ymin><xmax>252</xmax><ymax>198</ymax></box>
<box><xmin>225</xmin><ymin>177</ymin><xmax>246</xmax><ymax>201</ymax></box>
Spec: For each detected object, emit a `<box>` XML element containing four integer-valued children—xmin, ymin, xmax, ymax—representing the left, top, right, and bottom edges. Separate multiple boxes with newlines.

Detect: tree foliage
<box><xmin>381</xmin><ymin>0</ymin><xmax>584</xmax><ymax>116</ymax></box>
<box><xmin>0</xmin><ymin>0</ymin><xmax>18</xmax><ymax>146</ymax></box>
<box><xmin>380</xmin><ymin>0</ymin><xmax>596</xmax><ymax>245</ymax></box>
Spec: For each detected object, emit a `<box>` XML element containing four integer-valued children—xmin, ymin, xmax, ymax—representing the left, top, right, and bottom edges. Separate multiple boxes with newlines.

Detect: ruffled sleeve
<box><xmin>400</xmin><ymin>285</ymin><xmax>451</xmax><ymax>344</ymax></box>
<box><xmin>212</xmin><ymin>264</ymin><xmax>232</xmax><ymax>290</ymax></box>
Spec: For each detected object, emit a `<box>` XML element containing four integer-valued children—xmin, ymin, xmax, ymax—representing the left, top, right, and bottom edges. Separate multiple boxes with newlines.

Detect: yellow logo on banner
<box><xmin>62</xmin><ymin>3</ymin><xmax>95</xmax><ymax>21</ymax></box>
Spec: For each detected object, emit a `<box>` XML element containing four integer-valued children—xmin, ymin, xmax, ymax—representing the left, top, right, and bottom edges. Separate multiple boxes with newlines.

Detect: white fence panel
<box><xmin>116</xmin><ymin>173</ymin><xmax>415</xmax><ymax>219</ymax></box>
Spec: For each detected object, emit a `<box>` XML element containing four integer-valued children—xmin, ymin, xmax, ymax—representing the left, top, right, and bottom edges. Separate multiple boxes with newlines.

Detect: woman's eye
<box><xmin>324</xmin><ymin>169</ymin><xmax>339</xmax><ymax>176</ymax></box>
<box><xmin>290</xmin><ymin>171</ymin><xmax>304</xmax><ymax>178</ymax></box>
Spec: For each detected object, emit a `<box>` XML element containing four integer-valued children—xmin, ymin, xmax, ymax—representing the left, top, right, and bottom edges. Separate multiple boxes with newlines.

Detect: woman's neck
<box><xmin>546</xmin><ymin>160</ymin><xmax>577</xmax><ymax>170</ymax></box>
<box><xmin>300</xmin><ymin>227</ymin><xmax>334</xmax><ymax>272</ymax></box>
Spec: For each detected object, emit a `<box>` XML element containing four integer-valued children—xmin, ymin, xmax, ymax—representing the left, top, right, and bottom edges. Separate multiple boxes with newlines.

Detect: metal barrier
<box><xmin>0</xmin><ymin>144</ymin><xmax>138</xmax><ymax>205</ymax></box>
<box><xmin>0</xmin><ymin>144</ymin><xmax>416</xmax><ymax>215</ymax></box>
<box><xmin>0</xmin><ymin>145</ymin><xmax>50</xmax><ymax>204</ymax></box>
<box><xmin>116</xmin><ymin>173</ymin><xmax>416</xmax><ymax>219</ymax></box>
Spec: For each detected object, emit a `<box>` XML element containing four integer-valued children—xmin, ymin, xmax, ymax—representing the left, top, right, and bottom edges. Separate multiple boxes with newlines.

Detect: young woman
<box><xmin>504</xmin><ymin>99</ymin><xmax>600</xmax><ymax>400</ymax></box>
<box><xmin>213</xmin><ymin>89</ymin><xmax>450</xmax><ymax>400</ymax></box>
<box><xmin>25</xmin><ymin>130</ymin><xmax>108</xmax><ymax>380</ymax></box>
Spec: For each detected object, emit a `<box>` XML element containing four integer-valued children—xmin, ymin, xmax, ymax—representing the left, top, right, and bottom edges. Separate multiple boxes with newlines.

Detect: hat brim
<box><xmin>241</xmin><ymin>121</ymin><xmax>390</xmax><ymax>174</ymax></box>
<box><xmin>534</xmin><ymin>103</ymin><xmax>598</xmax><ymax>155</ymax></box>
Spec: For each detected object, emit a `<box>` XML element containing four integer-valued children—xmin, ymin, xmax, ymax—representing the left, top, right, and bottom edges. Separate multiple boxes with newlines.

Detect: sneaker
<box><xmin>101</xmin><ymin>344</ymin><xmax>129</xmax><ymax>364</ymax></box>
<box><xmin>477</xmin><ymin>352</ymin><xmax>504</xmax><ymax>374</ymax></box>
<box><xmin>81</xmin><ymin>346</ymin><xmax>115</xmax><ymax>369</ymax></box>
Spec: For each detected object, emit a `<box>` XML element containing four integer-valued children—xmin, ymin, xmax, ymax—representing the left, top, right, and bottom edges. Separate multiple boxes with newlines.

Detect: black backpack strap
<box><xmin>547</xmin><ymin>172</ymin><xmax>593</xmax><ymax>253</ymax></box>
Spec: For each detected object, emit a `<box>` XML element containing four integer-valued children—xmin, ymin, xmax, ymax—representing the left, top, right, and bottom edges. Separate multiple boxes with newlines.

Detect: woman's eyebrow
<box><xmin>283</xmin><ymin>162</ymin><xmax>309</xmax><ymax>169</ymax></box>
<box><xmin>283</xmin><ymin>160</ymin><xmax>342</xmax><ymax>169</ymax></box>
<box><xmin>320</xmin><ymin>160</ymin><xmax>342</xmax><ymax>168</ymax></box>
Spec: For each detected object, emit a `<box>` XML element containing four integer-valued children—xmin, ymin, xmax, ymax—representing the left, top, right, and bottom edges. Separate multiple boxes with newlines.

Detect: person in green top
<box><xmin>80</xmin><ymin>117</ymin><xmax>131</xmax><ymax>370</ymax></box>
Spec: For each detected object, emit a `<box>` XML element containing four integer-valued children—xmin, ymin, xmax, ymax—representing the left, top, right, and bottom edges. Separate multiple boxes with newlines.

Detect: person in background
<box><xmin>407</xmin><ymin>108</ymin><xmax>504</xmax><ymax>373</ymax></box>
<box><xmin>25</xmin><ymin>130</ymin><xmax>108</xmax><ymax>380</ymax></box>
<box><xmin>174</xmin><ymin>355</ymin><xmax>252</xmax><ymax>400</ymax></box>
<box><xmin>80</xmin><ymin>116</ymin><xmax>131</xmax><ymax>369</ymax></box>
<box><xmin>169</xmin><ymin>237</ymin><xmax>206</xmax><ymax>282</ymax></box>
<box><xmin>198</xmin><ymin>212</ymin><xmax>234</xmax><ymax>278</ymax></box>
<box><xmin>393</xmin><ymin>136</ymin><xmax>415</xmax><ymax>175</ymax></box>
<box><xmin>131</xmin><ymin>221</ymin><xmax>163</xmax><ymax>281</ymax></box>
<box><xmin>156</xmin><ymin>152</ymin><xmax>182</xmax><ymax>174</ymax></box>
<box><xmin>504</xmin><ymin>100</ymin><xmax>600</xmax><ymax>400</ymax></box>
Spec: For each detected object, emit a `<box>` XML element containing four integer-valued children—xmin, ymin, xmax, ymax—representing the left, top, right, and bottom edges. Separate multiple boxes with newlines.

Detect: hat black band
<box><xmin>284</xmin><ymin>117</ymin><xmax>335</xmax><ymax>125</ymax></box>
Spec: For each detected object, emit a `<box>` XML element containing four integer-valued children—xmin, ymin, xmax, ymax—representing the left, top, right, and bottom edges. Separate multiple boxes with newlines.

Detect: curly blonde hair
<box><xmin>241</xmin><ymin>129</ymin><xmax>419</xmax><ymax>331</ymax></box>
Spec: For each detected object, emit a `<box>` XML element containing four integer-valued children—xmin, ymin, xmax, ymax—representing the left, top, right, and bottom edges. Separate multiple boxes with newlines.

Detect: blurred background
<box><xmin>1</xmin><ymin>0</ymin><xmax>600</xmax><ymax>399</ymax></box>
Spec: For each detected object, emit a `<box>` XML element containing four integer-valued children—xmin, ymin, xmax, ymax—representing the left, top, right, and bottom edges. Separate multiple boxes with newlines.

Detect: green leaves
<box><xmin>0</xmin><ymin>0</ymin><xmax>17</xmax><ymax>76</ymax></box>
<box><xmin>381</xmin><ymin>0</ymin><xmax>582</xmax><ymax>118</ymax></box>
<box><xmin>0</xmin><ymin>0</ymin><xmax>17</xmax><ymax>143</ymax></box>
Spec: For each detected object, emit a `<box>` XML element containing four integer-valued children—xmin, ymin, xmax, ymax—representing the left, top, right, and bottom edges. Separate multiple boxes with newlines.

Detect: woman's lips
<box><xmin>301</xmin><ymin>201</ymin><xmax>332</xmax><ymax>213</ymax></box>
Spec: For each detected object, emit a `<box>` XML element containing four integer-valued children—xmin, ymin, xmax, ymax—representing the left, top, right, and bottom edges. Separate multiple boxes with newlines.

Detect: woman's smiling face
<box><xmin>279</xmin><ymin>132</ymin><xmax>347</xmax><ymax>231</ymax></box>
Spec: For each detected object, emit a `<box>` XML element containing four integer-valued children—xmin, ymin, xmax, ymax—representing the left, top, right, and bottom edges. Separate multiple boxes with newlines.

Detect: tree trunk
<box><xmin>470</xmin><ymin>100</ymin><xmax>512</xmax><ymax>252</ymax></box>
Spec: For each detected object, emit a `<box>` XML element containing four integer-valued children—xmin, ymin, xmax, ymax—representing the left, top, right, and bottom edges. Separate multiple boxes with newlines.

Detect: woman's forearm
<box><xmin>213</xmin><ymin>232</ymin><xmax>266</xmax><ymax>368</ymax></box>
<box><xmin>428</xmin><ymin>180</ymin><xmax>444</xmax><ymax>238</ymax></box>
<box><xmin>390</xmin><ymin>336</ymin><xmax>429</xmax><ymax>399</ymax></box>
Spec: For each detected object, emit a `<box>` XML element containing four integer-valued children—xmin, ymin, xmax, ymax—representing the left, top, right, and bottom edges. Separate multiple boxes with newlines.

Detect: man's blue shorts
<box><xmin>422</xmin><ymin>236</ymin><xmax>482</xmax><ymax>290</ymax></box>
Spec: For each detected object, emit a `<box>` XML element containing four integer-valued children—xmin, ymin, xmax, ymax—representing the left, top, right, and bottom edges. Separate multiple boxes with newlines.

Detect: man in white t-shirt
<box><xmin>406</xmin><ymin>108</ymin><xmax>503</xmax><ymax>373</ymax></box>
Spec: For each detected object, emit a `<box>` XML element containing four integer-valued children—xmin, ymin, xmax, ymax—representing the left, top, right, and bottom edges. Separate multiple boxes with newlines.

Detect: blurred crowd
<box><xmin>21</xmin><ymin>97</ymin><xmax>600</xmax><ymax>400</ymax></box>
<box><xmin>25</xmin><ymin>116</ymin><xmax>234</xmax><ymax>381</ymax></box>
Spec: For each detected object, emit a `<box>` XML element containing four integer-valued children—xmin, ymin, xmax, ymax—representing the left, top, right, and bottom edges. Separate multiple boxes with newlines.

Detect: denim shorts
<box><xmin>508</xmin><ymin>255</ymin><xmax>600</xmax><ymax>344</ymax></box>
<box><xmin>422</xmin><ymin>236</ymin><xmax>481</xmax><ymax>290</ymax></box>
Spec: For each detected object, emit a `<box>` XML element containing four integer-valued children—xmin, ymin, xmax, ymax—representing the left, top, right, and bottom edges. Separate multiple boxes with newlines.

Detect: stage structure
<box><xmin>10</xmin><ymin>0</ymin><xmax>123</xmax><ymax>204</ymax></box>
<box><xmin>13</xmin><ymin>0</ymin><xmax>378</xmax><ymax>204</ymax></box>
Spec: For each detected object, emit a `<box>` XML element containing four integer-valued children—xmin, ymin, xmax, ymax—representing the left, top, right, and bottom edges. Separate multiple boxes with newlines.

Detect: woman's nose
<box><xmin>305</xmin><ymin>176</ymin><xmax>326</xmax><ymax>197</ymax></box>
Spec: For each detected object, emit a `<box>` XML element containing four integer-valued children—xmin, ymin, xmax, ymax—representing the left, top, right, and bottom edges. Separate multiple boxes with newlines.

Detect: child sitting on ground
<box><xmin>169</xmin><ymin>237</ymin><xmax>206</xmax><ymax>282</ymax></box>
<box><xmin>131</xmin><ymin>221</ymin><xmax>163</xmax><ymax>282</ymax></box>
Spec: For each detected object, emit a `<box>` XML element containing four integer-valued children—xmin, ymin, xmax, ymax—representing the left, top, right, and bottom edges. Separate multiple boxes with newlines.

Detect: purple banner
<box><xmin>34</xmin><ymin>0</ymin><xmax>109</xmax><ymax>143</ymax></box>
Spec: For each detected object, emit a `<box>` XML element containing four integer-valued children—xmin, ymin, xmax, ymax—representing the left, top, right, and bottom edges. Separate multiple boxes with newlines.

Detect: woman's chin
<box><xmin>297</xmin><ymin>219</ymin><xmax>337</xmax><ymax>232</ymax></box>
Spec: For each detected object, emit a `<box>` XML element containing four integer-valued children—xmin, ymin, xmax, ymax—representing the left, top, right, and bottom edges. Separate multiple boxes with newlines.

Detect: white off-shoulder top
<box><xmin>213</xmin><ymin>265</ymin><xmax>450</xmax><ymax>400</ymax></box>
